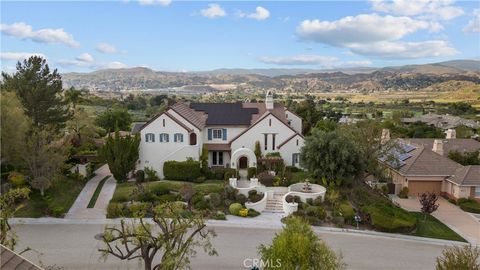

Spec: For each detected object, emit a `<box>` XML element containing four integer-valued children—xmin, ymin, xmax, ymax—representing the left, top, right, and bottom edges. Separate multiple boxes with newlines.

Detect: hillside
<box><xmin>62</xmin><ymin>60</ymin><xmax>480</xmax><ymax>93</ymax></box>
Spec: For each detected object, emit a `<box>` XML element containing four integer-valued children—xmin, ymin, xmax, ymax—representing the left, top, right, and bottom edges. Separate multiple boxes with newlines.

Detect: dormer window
<box><xmin>145</xmin><ymin>133</ymin><xmax>155</xmax><ymax>142</ymax></box>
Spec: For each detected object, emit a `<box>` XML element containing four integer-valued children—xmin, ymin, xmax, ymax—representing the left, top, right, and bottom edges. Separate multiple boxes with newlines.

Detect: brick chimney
<box><xmin>381</xmin><ymin>129</ymin><xmax>390</xmax><ymax>145</ymax></box>
<box><xmin>445</xmin><ymin>129</ymin><xmax>456</xmax><ymax>139</ymax></box>
<box><xmin>432</xmin><ymin>139</ymin><xmax>444</xmax><ymax>156</ymax></box>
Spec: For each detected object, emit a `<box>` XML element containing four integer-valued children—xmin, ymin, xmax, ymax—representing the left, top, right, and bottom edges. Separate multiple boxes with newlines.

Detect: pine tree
<box><xmin>1</xmin><ymin>56</ymin><xmax>71</xmax><ymax>129</ymax></box>
<box><xmin>99</xmin><ymin>131</ymin><xmax>140</xmax><ymax>182</ymax></box>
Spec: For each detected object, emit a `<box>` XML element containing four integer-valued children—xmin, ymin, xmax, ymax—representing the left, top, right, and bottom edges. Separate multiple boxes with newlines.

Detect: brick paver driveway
<box><xmin>393</xmin><ymin>196</ymin><xmax>480</xmax><ymax>245</ymax></box>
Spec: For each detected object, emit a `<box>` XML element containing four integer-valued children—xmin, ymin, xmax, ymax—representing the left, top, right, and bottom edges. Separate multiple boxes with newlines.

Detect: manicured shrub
<box><xmin>273</xmin><ymin>176</ymin><xmax>281</xmax><ymax>187</ymax></box>
<box><xmin>229</xmin><ymin>203</ymin><xmax>243</xmax><ymax>215</ymax></box>
<box><xmin>224</xmin><ymin>185</ymin><xmax>238</xmax><ymax>201</ymax></box>
<box><xmin>313</xmin><ymin>197</ymin><xmax>323</xmax><ymax>206</ymax></box>
<box><xmin>128</xmin><ymin>202</ymin><xmax>150</xmax><ymax>217</ymax></box>
<box><xmin>136</xmin><ymin>191</ymin><xmax>157</xmax><ymax>203</ymax></box>
<box><xmin>306</xmin><ymin>198</ymin><xmax>313</xmax><ymax>205</ymax></box>
<box><xmin>135</xmin><ymin>170</ymin><xmax>145</xmax><ymax>183</ymax></box>
<box><xmin>239</xmin><ymin>208</ymin><xmax>249</xmax><ymax>217</ymax></box>
<box><xmin>224</xmin><ymin>168</ymin><xmax>238</xmax><ymax>181</ymax></box>
<box><xmin>285</xmin><ymin>165</ymin><xmax>301</xmax><ymax>173</ymax></box>
<box><xmin>107</xmin><ymin>203</ymin><xmax>127</xmax><ymax>218</ymax></box>
<box><xmin>247</xmin><ymin>208</ymin><xmax>260</xmax><ymax>217</ymax></box>
<box><xmin>213</xmin><ymin>211</ymin><xmax>226</xmax><ymax>220</ymax></box>
<box><xmin>144</xmin><ymin>166</ymin><xmax>160</xmax><ymax>181</ymax></box>
<box><xmin>398</xmin><ymin>187</ymin><xmax>409</xmax><ymax>198</ymax></box>
<box><xmin>305</xmin><ymin>206</ymin><xmax>326</xmax><ymax>220</ymax></box>
<box><xmin>257</xmin><ymin>171</ymin><xmax>274</xmax><ymax>187</ymax></box>
<box><xmin>157</xmin><ymin>194</ymin><xmax>178</xmax><ymax>203</ymax></box>
<box><xmin>52</xmin><ymin>206</ymin><xmax>65</xmax><ymax>217</ymax></box>
<box><xmin>448</xmin><ymin>198</ymin><xmax>457</xmax><ymax>205</ymax></box>
<box><xmin>457</xmin><ymin>198</ymin><xmax>470</xmax><ymax>204</ymax></box>
<box><xmin>249</xmin><ymin>193</ymin><xmax>264</xmax><ymax>203</ymax></box>
<box><xmin>458</xmin><ymin>199</ymin><xmax>480</xmax><ymax>214</ymax></box>
<box><xmin>248</xmin><ymin>189</ymin><xmax>257</xmax><ymax>197</ymax></box>
<box><xmin>235</xmin><ymin>193</ymin><xmax>247</xmax><ymax>205</ymax></box>
<box><xmin>151</xmin><ymin>185</ymin><xmax>170</xmax><ymax>196</ymax></box>
<box><xmin>194</xmin><ymin>176</ymin><xmax>206</xmax><ymax>183</ymax></box>
<box><xmin>338</xmin><ymin>202</ymin><xmax>355</xmax><ymax>223</ymax></box>
<box><xmin>208</xmin><ymin>193</ymin><xmax>222</xmax><ymax>208</ymax></box>
<box><xmin>247</xmin><ymin>167</ymin><xmax>257</xmax><ymax>179</ymax></box>
<box><xmin>111</xmin><ymin>193</ymin><xmax>130</xmax><ymax>203</ymax></box>
<box><xmin>8</xmin><ymin>171</ymin><xmax>26</xmax><ymax>187</ymax></box>
<box><xmin>163</xmin><ymin>160</ymin><xmax>201</xmax><ymax>181</ymax></box>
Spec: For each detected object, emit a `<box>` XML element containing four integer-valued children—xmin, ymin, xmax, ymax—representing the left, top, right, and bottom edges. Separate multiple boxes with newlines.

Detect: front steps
<box><xmin>264</xmin><ymin>193</ymin><xmax>285</xmax><ymax>213</ymax></box>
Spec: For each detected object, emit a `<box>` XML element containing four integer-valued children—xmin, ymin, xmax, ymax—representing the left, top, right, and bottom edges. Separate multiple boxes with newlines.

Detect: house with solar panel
<box><xmin>380</xmin><ymin>129</ymin><xmax>480</xmax><ymax>200</ymax></box>
<box><xmin>136</xmin><ymin>91</ymin><xmax>304</xmax><ymax>178</ymax></box>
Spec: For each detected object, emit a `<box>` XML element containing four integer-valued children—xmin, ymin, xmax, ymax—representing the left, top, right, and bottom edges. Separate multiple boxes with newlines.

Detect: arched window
<box><xmin>174</xmin><ymin>133</ymin><xmax>184</xmax><ymax>143</ymax></box>
<box><xmin>159</xmin><ymin>133</ymin><xmax>169</xmax><ymax>142</ymax></box>
<box><xmin>145</xmin><ymin>133</ymin><xmax>155</xmax><ymax>142</ymax></box>
<box><xmin>189</xmin><ymin>133</ymin><xmax>197</xmax><ymax>145</ymax></box>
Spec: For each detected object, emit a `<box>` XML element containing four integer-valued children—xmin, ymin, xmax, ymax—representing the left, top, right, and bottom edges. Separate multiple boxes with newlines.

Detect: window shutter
<box><xmin>166</xmin><ymin>134</ymin><xmax>169</xmax><ymax>142</ymax></box>
<box><xmin>174</xmin><ymin>134</ymin><xmax>177</xmax><ymax>142</ymax></box>
<box><xmin>208</xmin><ymin>129</ymin><xmax>212</xmax><ymax>140</ymax></box>
<box><xmin>222</xmin><ymin>128</ymin><xmax>227</xmax><ymax>141</ymax></box>
<box><xmin>159</xmin><ymin>134</ymin><xmax>163</xmax><ymax>143</ymax></box>
<box><xmin>145</xmin><ymin>134</ymin><xmax>148</xmax><ymax>142</ymax></box>
<box><xmin>180</xmin><ymin>134</ymin><xmax>183</xmax><ymax>142</ymax></box>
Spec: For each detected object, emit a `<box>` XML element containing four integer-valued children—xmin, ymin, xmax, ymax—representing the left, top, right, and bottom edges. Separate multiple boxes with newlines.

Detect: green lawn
<box><xmin>87</xmin><ymin>175</ymin><xmax>111</xmax><ymax>208</ymax></box>
<box><xmin>15</xmin><ymin>175</ymin><xmax>87</xmax><ymax>217</ymax></box>
<box><xmin>111</xmin><ymin>180</ymin><xmax>224</xmax><ymax>202</ymax></box>
<box><xmin>407</xmin><ymin>212</ymin><xmax>466</xmax><ymax>242</ymax></box>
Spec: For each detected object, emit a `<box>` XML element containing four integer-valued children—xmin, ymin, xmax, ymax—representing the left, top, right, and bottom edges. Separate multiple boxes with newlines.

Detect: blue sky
<box><xmin>1</xmin><ymin>0</ymin><xmax>479</xmax><ymax>73</ymax></box>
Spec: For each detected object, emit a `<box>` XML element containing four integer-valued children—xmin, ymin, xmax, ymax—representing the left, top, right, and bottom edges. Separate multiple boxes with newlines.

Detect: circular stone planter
<box><xmin>282</xmin><ymin>182</ymin><xmax>327</xmax><ymax>215</ymax></box>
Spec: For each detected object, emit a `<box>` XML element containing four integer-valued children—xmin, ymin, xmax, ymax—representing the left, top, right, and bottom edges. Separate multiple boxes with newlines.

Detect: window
<box><xmin>145</xmin><ymin>133</ymin><xmax>155</xmax><ymax>142</ymax></box>
<box><xmin>269</xmin><ymin>119</ymin><xmax>272</xmax><ymax>126</ymax></box>
<box><xmin>162</xmin><ymin>119</ymin><xmax>165</xmax><ymax>127</ymax></box>
<box><xmin>296</xmin><ymin>139</ymin><xmax>299</xmax><ymax>146</ymax></box>
<box><xmin>159</xmin><ymin>133</ymin><xmax>169</xmax><ymax>142</ymax></box>
<box><xmin>292</xmin><ymin>153</ymin><xmax>299</xmax><ymax>166</ymax></box>
<box><xmin>272</xmin><ymin>134</ymin><xmax>276</xmax><ymax>150</ymax></box>
<box><xmin>476</xmin><ymin>187</ymin><xmax>480</xmax><ymax>198</ymax></box>
<box><xmin>212</xmin><ymin>151</ymin><xmax>224</xmax><ymax>165</ymax></box>
<box><xmin>212</xmin><ymin>129</ymin><xmax>222</xmax><ymax>139</ymax></box>
<box><xmin>264</xmin><ymin>134</ymin><xmax>268</xmax><ymax>150</ymax></box>
<box><xmin>174</xmin><ymin>133</ymin><xmax>183</xmax><ymax>143</ymax></box>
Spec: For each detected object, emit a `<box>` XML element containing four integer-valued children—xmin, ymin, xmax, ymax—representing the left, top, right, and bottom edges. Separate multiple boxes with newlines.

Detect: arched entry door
<box><xmin>239</xmin><ymin>156</ymin><xmax>248</xmax><ymax>169</ymax></box>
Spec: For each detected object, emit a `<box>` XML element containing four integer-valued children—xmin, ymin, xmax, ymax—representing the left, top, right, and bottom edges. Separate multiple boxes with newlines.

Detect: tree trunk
<box><xmin>143</xmin><ymin>256</ymin><xmax>152</xmax><ymax>270</ymax></box>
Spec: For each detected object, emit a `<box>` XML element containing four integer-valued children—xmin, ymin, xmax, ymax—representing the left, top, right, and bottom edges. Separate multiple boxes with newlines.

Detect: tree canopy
<box><xmin>99</xmin><ymin>131</ymin><xmax>140</xmax><ymax>182</ymax></box>
<box><xmin>1</xmin><ymin>56</ymin><xmax>71</xmax><ymax>129</ymax></box>
<box><xmin>300</xmin><ymin>129</ymin><xmax>365</xmax><ymax>183</ymax></box>
<box><xmin>95</xmin><ymin>107</ymin><xmax>132</xmax><ymax>132</ymax></box>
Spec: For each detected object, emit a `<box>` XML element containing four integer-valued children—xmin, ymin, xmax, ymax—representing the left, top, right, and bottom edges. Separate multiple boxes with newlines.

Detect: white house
<box><xmin>137</xmin><ymin>91</ymin><xmax>304</xmax><ymax>178</ymax></box>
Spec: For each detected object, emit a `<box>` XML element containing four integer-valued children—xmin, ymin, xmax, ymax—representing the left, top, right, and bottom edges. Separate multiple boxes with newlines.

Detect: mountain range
<box><xmin>62</xmin><ymin>60</ymin><xmax>480</xmax><ymax>93</ymax></box>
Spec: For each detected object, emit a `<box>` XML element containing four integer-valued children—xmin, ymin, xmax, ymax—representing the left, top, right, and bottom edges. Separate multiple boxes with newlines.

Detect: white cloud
<box><xmin>463</xmin><ymin>9</ymin><xmax>480</xmax><ymax>33</ymax></box>
<box><xmin>200</xmin><ymin>4</ymin><xmax>226</xmax><ymax>19</ymax></box>
<box><xmin>96</xmin><ymin>42</ymin><xmax>121</xmax><ymax>54</ymax></box>
<box><xmin>371</xmin><ymin>0</ymin><xmax>464</xmax><ymax>21</ymax></box>
<box><xmin>0</xmin><ymin>22</ymin><xmax>80</xmax><ymax>48</ymax></box>
<box><xmin>138</xmin><ymin>0</ymin><xmax>171</xmax><ymax>6</ymax></box>
<box><xmin>238</xmin><ymin>6</ymin><xmax>270</xmax><ymax>21</ymax></box>
<box><xmin>0</xmin><ymin>52</ymin><xmax>46</xmax><ymax>61</ymax></box>
<box><xmin>76</xmin><ymin>53</ymin><xmax>94</xmax><ymax>62</ymax></box>
<box><xmin>103</xmin><ymin>61</ymin><xmax>128</xmax><ymax>69</ymax></box>
<box><xmin>349</xmin><ymin>40</ymin><xmax>457</xmax><ymax>58</ymax></box>
<box><xmin>259</xmin><ymin>55</ymin><xmax>338</xmax><ymax>65</ymax></box>
<box><xmin>297</xmin><ymin>14</ymin><xmax>429</xmax><ymax>46</ymax></box>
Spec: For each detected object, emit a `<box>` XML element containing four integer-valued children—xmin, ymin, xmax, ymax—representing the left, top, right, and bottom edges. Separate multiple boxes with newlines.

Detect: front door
<box><xmin>239</xmin><ymin>156</ymin><xmax>248</xmax><ymax>169</ymax></box>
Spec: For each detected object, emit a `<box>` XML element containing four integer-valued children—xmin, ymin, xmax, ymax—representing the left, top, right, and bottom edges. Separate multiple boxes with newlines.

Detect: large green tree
<box><xmin>300</xmin><ymin>129</ymin><xmax>365</xmax><ymax>184</ymax></box>
<box><xmin>64</xmin><ymin>87</ymin><xmax>84</xmax><ymax>110</ymax></box>
<box><xmin>99</xmin><ymin>131</ymin><xmax>140</xmax><ymax>182</ymax></box>
<box><xmin>1</xmin><ymin>56</ymin><xmax>71</xmax><ymax>129</ymax></box>
<box><xmin>95</xmin><ymin>107</ymin><xmax>132</xmax><ymax>132</ymax></box>
<box><xmin>258</xmin><ymin>216</ymin><xmax>345</xmax><ymax>270</ymax></box>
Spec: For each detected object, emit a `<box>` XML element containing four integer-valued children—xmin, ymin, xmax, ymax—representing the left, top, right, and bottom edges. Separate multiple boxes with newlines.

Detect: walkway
<box><xmin>65</xmin><ymin>164</ymin><xmax>116</xmax><ymax>219</ymax></box>
<box><xmin>393</xmin><ymin>196</ymin><xmax>480</xmax><ymax>245</ymax></box>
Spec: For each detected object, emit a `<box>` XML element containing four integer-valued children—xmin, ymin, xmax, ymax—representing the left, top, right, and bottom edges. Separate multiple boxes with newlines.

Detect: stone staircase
<box><xmin>264</xmin><ymin>192</ymin><xmax>285</xmax><ymax>213</ymax></box>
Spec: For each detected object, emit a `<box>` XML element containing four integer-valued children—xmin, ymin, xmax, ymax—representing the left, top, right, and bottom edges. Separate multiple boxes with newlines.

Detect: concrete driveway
<box><xmin>393</xmin><ymin>196</ymin><xmax>480</xmax><ymax>245</ymax></box>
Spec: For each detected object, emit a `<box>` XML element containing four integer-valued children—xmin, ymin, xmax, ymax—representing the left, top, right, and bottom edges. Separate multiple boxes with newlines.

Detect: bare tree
<box><xmin>419</xmin><ymin>192</ymin><xmax>439</xmax><ymax>220</ymax></box>
<box><xmin>179</xmin><ymin>183</ymin><xmax>194</xmax><ymax>210</ymax></box>
<box><xmin>99</xmin><ymin>203</ymin><xmax>217</xmax><ymax>270</ymax></box>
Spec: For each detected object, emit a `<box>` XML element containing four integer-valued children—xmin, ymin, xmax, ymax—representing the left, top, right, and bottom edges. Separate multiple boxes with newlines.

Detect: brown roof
<box><xmin>138</xmin><ymin>109</ymin><xmax>194</xmax><ymax>133</ymax></box>
<box><xmin>397</xmin><ymin>146</ymin><xmax>462</xmax><ymax>176</ymax></box>
<box><xmin>1</xmin><ymin>245</ymin><xmax>42</xmax><ymax>270</ymax></box>
<box><xmin>170</xmin><ymin>102</ymin><xmax>207</xmax><ymax>129</ymax></box>
<box><xmin>243</xmin><ymin>102</ymin><xmax>289</xmax><ymax>125</ymax></box>
<box><xmin>448</xmin><ymin>165</ymin><xmax>480</xmax><ymax>186</ymax></box>
<box><xmin>401</xmin><ymin>138</ymin><xmax>480</xmax><ymax>156</ymax></box>
<box><xmin>203</xmin><ymin>143</ymin><xmax>231</xmax><ymax>151</ymax></box>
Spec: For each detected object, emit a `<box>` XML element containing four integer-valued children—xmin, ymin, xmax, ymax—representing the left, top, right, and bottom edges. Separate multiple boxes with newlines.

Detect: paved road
<box><xmin>12</xmin><ymin>223</ymin><xmax>458</xmax><ymax>270</ymax></box>
<box><xmin>393</xmin><ymin>196</ymin><xmax>480</xmax><ymax>245</ymax></box>
<box><xmin>65</xmin><ymin>165</ymin><xmax>115</xmax><ymax>219</ymax></box>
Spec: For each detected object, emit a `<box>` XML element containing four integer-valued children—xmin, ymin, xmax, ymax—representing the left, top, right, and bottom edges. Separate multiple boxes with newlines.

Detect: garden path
<box><xmin>65</xmin><ymin>164</ymin><xmax>115</xmax><ymax>219</ymax></box>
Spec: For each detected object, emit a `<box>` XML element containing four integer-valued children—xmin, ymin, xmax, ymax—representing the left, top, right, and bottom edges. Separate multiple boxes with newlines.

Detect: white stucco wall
<box><xmin>278</xmin><ymin>134</ymin><xmax>304</xmax><ymax>167</ymax></box>
<box><xmin>138</xmin><ymin>112</ymin><xmax>200</xmax><ymax>178</ymax></box>
<box><xmin>285</xmin><ymin>110</ymin><xmax>302</xmax><ymax>134</ymax></box>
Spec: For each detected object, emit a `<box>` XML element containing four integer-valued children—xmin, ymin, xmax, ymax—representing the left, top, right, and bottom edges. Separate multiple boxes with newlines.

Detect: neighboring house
<box><xmin>402</xmin><ymin>113</ymin><xmax>480</xmax><ymax>130</ymax></box>
<box><xmin>381</xmin><ymin>129</ymin><xmax>480</xmax><ymax>200</ymax></box>
<box><xmin>137</xmin><ymin>91</ymin><xmax>304</xmax><ymax>178</ymax></box>
<box><xmin>1</xmin><ymin>245</ymin><xmax>42</xmax><ymax>270</ymax></box>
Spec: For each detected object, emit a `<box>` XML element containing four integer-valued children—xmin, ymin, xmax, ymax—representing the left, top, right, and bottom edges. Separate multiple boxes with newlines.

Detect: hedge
<box><xmin>364</xmin><ymin>204</ymin><xmax>416</xmax><ymax>233</ymax></box>
<box><xmin>163</xmin><ymin>160</ymin><xmax>201</xmax><ymax>181</ymax></box>
<box><xmin>458</xmin><ymin>199</ymin><xmax>480</xmax><ymax>214</ymax></box>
